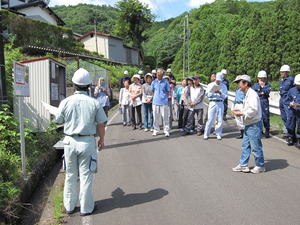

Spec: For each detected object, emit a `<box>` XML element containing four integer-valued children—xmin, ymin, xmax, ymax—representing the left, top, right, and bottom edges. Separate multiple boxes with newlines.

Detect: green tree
<box><xmin>114</xmin><ymin>0</ymin><xmax>154</xmax><ymax>63</ymax></box>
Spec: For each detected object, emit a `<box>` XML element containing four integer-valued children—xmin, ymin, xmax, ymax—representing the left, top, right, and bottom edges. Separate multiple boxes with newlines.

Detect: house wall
<box><xmin>81</xmin><ymin>34</ymin><xmax>109</xmax><ymax>58</ymax></box>
<box><xmin>2</xmin><ymin>0</ymin><xmax>26</xmax><ymax>8</ymax></box>
<box><xmin>18</xmin><ymin>7</ymin><xmax>58</xmax><ymax>25</ymax></box>
<box><xmin>108</xmin><ymin>37</ymin><xmax>126</xmax><ymax>63</ymax></box>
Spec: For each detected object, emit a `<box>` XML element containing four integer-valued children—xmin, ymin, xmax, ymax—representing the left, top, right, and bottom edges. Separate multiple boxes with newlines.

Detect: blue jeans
<box><xmin>240</xmin><ymin>120</ymin><xmax>265</xmax><ymax>167</ymax></box>
<box><xmin>143</xmin><ymin>103</ymin><xmax>153</xmax><ymax>129</ymax></box>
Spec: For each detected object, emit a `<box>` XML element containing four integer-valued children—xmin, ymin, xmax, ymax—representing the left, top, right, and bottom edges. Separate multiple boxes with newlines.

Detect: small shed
<box><xmin>14</xmin><ymin>57</ymin><xmax>66</xmax><ymax>131</ymax></box>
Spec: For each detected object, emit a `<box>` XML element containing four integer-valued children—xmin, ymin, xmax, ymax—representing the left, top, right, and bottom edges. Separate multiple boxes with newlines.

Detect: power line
<box><xmin>149</xmin><ymin>0</ymin><xmax>167</xmax><ymax>20</ymax></box>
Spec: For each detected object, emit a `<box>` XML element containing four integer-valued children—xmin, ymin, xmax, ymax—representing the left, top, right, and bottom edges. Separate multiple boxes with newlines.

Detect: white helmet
<box><xmin>138</xmin><ymin>70</ymin><xmax>143</xmax><ymax>75</ymax></box>
<box><xmin>151</xmin><ymin>69</ymin><xmax>157</xmax><ymax>74</ymax></box>
<box><xmin>124</xmin><ymin>70</ymin><xmax>129</xmax><ymax>75</ymax></box>
<box><xmin>72</xmin><ymin>68</ymin><xmax>92</xmax><ymax>85</ymax></box>
<box><xmin>257</xmin><ymin>70</ymin><xmax>267</xmax><ymax>78</ymax></box>
<box><xmin>167</xmin><ymin>68</ymin><xmax>172</xmax><ymax>73</ymax></box>
<box><xmin>221</xmin><ymin>69</ymin><xmax>227</xmax><ymax>75</ymax></box>
<box><xmin>294</xmin><ymin>74</ymin><xmax>300</xmax><ymax>85</ymax></box>
<box><xmin>280</xmin><ymin>65</ymin><xmax>290</xmax><ymax>72</ymax></box>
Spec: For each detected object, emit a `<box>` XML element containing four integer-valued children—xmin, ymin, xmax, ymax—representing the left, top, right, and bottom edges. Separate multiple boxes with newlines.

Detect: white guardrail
<box><xmin>200</xmin><ymin>83</ymin><xmax>280</xmax><ymax>116</ymax></box>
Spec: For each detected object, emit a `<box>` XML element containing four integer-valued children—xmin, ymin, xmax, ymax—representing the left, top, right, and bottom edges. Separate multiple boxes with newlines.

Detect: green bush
<box><xmin>0</xmin><ymin>105</ymin><xmax>62</xmax><ymax>223</ymax></box>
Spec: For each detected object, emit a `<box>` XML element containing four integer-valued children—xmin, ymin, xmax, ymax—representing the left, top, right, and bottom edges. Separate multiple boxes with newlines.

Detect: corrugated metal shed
<box><xmin>14</xmin><ymin>57</ymin><xmax>66</xmax><ymax>131</ymax></box>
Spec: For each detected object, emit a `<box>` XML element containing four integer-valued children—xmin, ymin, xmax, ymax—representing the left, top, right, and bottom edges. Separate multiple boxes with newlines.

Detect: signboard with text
<box><xmin>14</xmin><ymin>62</ymin><xmax>30</xmax><ymax>97</ymax></box>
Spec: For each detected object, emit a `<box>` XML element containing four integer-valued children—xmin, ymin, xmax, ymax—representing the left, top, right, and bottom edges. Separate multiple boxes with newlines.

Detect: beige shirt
<box><xmin>241</xmin><ymin>88</ymin><xmax>262</xmax><ymax>126</ymax></box>
<box><xmin>129</xmin><ymin>83</ymin><xmax>142</xmax><ymax>106</ymax></box>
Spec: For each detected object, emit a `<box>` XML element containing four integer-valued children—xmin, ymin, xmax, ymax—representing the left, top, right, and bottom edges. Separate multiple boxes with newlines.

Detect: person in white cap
<box><xmin>120</xmin><ymin>70</ymin><xmax>130</xmax><ymax>88</ymax></box>
<box><xmin>203</xmin><ymin>72</ymin><xmax>228</xmax><ymax>140</ymax></box>
<box><xmin>54</xmin><ymin>68</ymin><xmax>107</xmax><ymax>216</ymax></box>
<box><xmin>285</xmin><ymin>74</ymin><xmax>300</xmax><ymax>148</ymax></box>
<box><xmin>142</xmin><ymin>73</ymin><xmax>154</xmax><ymax>131</ymax></box>
<box><xmin>253</xmin><ymin>70</ymin><xmax>272</xmax><ymax>138</ymax></box>
<box><xmin>279</xmin><ymin>65</ymin><xmax>294</xmax><ymax>140</ymax></box>
<box><xmin>221</xmin><ymin>69</ymin><xmax>229</xmax><ymax>121</ymax></box>
<box><xmin>166</xmin><ymin>68</ymin><xmax>176</xmax><ymax>81</ymax></box>
<box><xmin>151</xmin><ymin>69</ymin><xmax>157</xmax><ymax>80</ymax></box>
<box><xmin>151</xmin><ymin>68</ymin><xmax>171</xmax><ymax>137</ymax></box>
<box><xmin>232</xmin><ymin>75</ymin><xmax>266</xmax><ymax>174</ymax></box>
<box><xmin>129</xmin><ymin>74</ymin><xmax>143</xmax><ymax>130</ymax></box>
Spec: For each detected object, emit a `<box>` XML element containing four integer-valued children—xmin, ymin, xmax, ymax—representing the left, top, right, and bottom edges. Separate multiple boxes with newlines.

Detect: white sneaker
<box><xmin>153</xmin><ymin>130</ymin><xmax>158</xmax><ymax>136</ymax></box>
<box><xmin>217</xmin><ymin>135</ymin><xmax>222</xmax><ymax>140</ymax></box>
<box><xmin>250</xmin><ymin>166</ymin><xmax>266</xmax><ymax>174</ymax></box>
<box><xmin>204</xmin><ymin>136</ymin><xmax>208</xmax><ymax>140</ymax></box>
<box><xmin>165</xmin><ymin>132</ymin><xmax>170</xmax><ymax>137</ymax></box>
<box><xmin>232</xmin><ymin>164</ymin><xmax>250</xmax><ymax>173</ymax></box>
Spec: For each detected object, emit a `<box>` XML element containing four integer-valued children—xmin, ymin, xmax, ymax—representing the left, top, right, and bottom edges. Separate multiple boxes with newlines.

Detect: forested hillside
<box><xmin>53</xmin><ymin>0</ymin><xmax>300</xmax><ymax>85</ymax></box>
<box><xmin>143</xmin><ymin>0</ymin><xmax>300</xmax><ymax>84</ymax></box>
<box><xmin>52</xmin><ymin>4</ymin><xmax>117</xmax><ymax>35</ymax></box>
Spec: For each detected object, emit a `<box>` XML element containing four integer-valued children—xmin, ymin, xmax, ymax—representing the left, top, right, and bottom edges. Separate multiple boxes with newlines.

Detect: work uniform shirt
<box><xmin>120</xmin><ymin>76</ymin><xmax>130</xmax><ymax>88</ymax></box>
<box><xmin>222</xmin><ymin>79</ymin><xmax>230</xmax><ymax>92</ymax></box>
<box><xmin>234</xmin><ymin>88</ymin><xmax>245</xmax><ymax>103</ymax></box>
<box><xmin>241</xmin><ymin>88</ymin><xmax>262</xmax><ymax>126</ymax></box>
<box><xmin>151</xmin><ymin>78</ymin><xmax>170</xmax><ymax>106</ymax></box>
<box><xmin>206</xmin><ymin>82</ymin><xmax>228</xmax><ymax>101</ymax></box>
<box><xmin>286</xmin><ymin>87</ymin><xmax>300</xmax><ymax>111</ymax></box>
<box><xmin>253</xmin><ymin>83</ymin><xmax>272</xmax><ymax>100</ymax></box>
<box><xmin>55</xmin><ymin>91</ymin><xmax>107</xmax><ymax>136</ymax></box>
<box><xmin>280</xmin><ymin>76</ymin><xmax>294</xmax><ymax>97</ymax></box>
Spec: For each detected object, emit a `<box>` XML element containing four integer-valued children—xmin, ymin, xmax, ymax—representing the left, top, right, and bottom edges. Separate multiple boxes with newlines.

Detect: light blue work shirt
<box><xmin>54</xmin><ymin>91</ymin><xmax>107</xmax><ymax>136</ymax></box>
<box><xmin>234</xmin><ymin>88</ymin><xmax>245</xmax><ymax>103</ymax></box>
<box><xmin>151</xmin><ymin>78</ymin><xmax>170</xmax><ymax>105</ymax></box>
<box><xmin>206</xmin><ymin>82</ymin><xmax>228</xmax><ymax>101</ymax></box>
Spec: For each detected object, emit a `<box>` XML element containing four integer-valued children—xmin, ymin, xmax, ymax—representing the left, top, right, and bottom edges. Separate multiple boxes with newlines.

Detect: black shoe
<box><xmin>287</xmin><ymin>137</ymin><xmax>295</xmax><ymax>146</ymax></box>
<box><xmin>132</xmin><ymin>126</ymin><xmax>136</xmax><ymax>130</ymax></box>
<box><xmin>236</xmin><ymin>130</ymin><xmax>244</xmax><ymax>139</ymax></box>
<box><xmin>182</xmin><ymin>131</ymin><xmax>191</xmax><ymax>136</ymax></box>
<box><xmin>223</xmin><ymin>117</ymin><xmax>227</xmax><ymax>121</ymax></box>
<box><xmin>297</xmin><ymin>139</ymin><xmax>300</xmax><ymax>149</ymax></box>
<box><xmin>283</xmin><ymin>135</ymin><xmax>288</xmax><ymax>140</ymax></box>
<box><xmin>80</xmin><ymin>205</ymin><xmax>98</xmax><ymax>217</ymax></box>
<box><xmin>265</xmin><ymin>129</ymin><xmax>270</xmax><ymax>138</ymax></box>
<box><xmin>66</xmin><ymin>210</ymin><xmax>74</xmax><ymax>215</ymax></box>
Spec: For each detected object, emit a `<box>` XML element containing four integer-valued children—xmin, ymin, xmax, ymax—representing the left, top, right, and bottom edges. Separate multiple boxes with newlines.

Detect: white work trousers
<box><xmin>204</xmin><ymin>101</ymin><xmax>224</xmax><ymax>137</ymax></box>
<box><xmin>233</xmin><ymin>103</ymin><xmax>245</xmax><ymax>130</ymax></box>
<box><xmin>63</xmin><ymin>135</ymin><xmax>97</xmax><ymax>214</ymax></box>
<box><xmin>153</xmin><ymin>105</ymin><xmax>169</xmax><ymax>133</ymax></box>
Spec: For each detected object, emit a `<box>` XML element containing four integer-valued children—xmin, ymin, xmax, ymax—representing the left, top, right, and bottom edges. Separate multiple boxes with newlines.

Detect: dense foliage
<box><xmin>52</xmin><ymin>4</ymin><xmax>117</xmax><ymax>35</ymax></box>
<box><xmin>114</xmin><ymin>0</ymin><xmax>154</xmax><ymax>62</ymax></box>
<box><xmin>143</xmin><ymin>0</ymin><xmax>300</xmax><ymax>86</ymax></box>
<box><xmin>0</xmin><ymin>105</ymin><xmax>61</xmax><ymax>223</ymax></box>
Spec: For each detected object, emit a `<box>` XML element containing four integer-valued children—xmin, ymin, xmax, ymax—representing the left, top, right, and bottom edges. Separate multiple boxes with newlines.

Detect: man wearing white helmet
<box><xmin>279</xmin><ymin>65</ymin><xmax>294</xmax><ymax>140</ymax></box>
<box><xmin>120</xmin><ymin>70</ymin><xmax>130</xmax><ymax>88</ymax></box>
<box><xmin>253</xmin><ymin>70</ymin><xmax>272</xmax><ymax>138</ymax></box>
<box><xmin>221</xmin><ymin>69</ymin><xmax>229</xmax><ymax>120</ymax></box>
<box><xmin>54</xmin><ymin>68</ymin><xmax>107</xmax><ymax>216</ymax></box>
<box><xmin>138</xmin><ymin>70</ymin><xmax>145</xmax><ymax>84</ymax></box>
<box><xmin>166</xmin><ymin>68</ymin><xmax>176</xmax><ymax>81</ymax></box>
<box><xmin>285</xmin><ymin>74</ymin><xmax>300</xmax><ymax>148</ymax></box>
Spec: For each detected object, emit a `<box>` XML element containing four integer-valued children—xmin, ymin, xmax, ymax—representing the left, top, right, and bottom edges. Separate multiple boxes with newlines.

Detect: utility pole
<box><xmin>186</xmin><ymin>13</ymin><xmax>190</xmax><ymax>77</ymax></box>
<box><xmin>0</xmin><ymin>2</ymin><xmax>8</xmax><ymax>106</ymax></box>
<box><xmin>183</xmin><ymin>19</ymin><xmax>186</xmax><ymax>79</ymax></box>
<box><xmin>94</xmin><ymin>19</ymin><xmax>98</xmax><ymax>54</ymax></box>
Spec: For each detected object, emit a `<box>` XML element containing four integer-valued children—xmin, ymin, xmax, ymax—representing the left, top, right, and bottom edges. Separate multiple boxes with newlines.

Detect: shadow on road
<box><xmin>94</xmin><ymin>188</ymin><xmax>169</xmax><ymax>214</ymax></box>
<box><xmin>264</xmin><ymin>159</ymin><xmax>289</xmax><ymax>172</ymax></box>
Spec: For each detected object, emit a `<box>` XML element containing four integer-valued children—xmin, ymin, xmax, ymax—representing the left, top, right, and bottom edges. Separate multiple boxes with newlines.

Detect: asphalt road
<box><xmin>66</xmin><ymin>109</ymin><xmax>300</xmax><ymax>225</ymax></box>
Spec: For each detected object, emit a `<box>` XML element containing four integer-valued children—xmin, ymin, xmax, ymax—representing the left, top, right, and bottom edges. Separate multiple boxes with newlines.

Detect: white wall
<box><xmin>81</xmin><ymin>34</ymin><xmax>109</xmax><ymax>58</ymax></box>
<box><xmin>18</xmin><ymin>7</ymin><xmax>57</xmax><ymax>25</ymax></box>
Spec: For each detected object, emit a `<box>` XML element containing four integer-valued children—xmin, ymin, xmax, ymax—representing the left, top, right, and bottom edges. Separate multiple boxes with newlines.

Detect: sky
<box><xmin>49</xmin><ymin>0</ymin><xmax>270</xmax><ymax>21</ymax></box>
